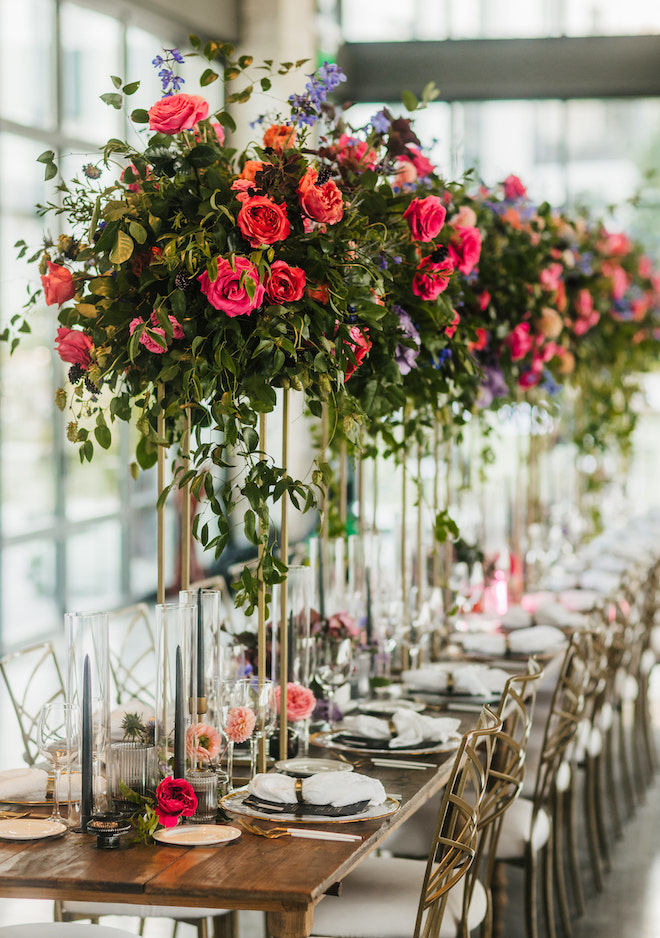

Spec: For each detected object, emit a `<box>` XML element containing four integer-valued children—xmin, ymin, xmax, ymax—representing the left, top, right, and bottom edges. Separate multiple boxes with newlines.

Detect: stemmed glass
<box><xmin>215</xmin><ymin>679</ymin><xmax>255</xmax><ymax>792</ymax></box>
<box><xmin>248</xmin><ymin>679</ymin><xmax>276</xmax><ymax>775</ymax></box>
<box><xmin>314</xmin><ymin>637</ymin><xmax>353</xmax><ymax>730</ymax></box>
<box><xmin>37</xmin><ymin>702</ymin><xmax>80</xmax><ymax>823</ymax></box>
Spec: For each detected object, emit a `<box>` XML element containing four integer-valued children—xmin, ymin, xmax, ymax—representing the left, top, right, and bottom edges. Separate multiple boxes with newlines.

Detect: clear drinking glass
<box><xmin>215</xmin><ymin>679</ymin><xmax>255</xmax><ymax>792</ymax></box>
<box><xmin>37</xmin><ymin>702</ymin><xmax>80</xmax><ymax>823</ymax></box>
<box><xmin>314</xmin><ymin>637</ymin><xmax>353</xmax><ymax>729</ymax></box>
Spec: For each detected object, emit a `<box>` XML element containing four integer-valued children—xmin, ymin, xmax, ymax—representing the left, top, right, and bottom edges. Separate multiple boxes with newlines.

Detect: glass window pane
<box><xmin>2</xmin><ymin>541</ymin><xmax>58</xmax><ymax>646</ymax></box>
<box><xmin>0</xmin><ymin>0</ymin><xmax>56</xmax><ymax>128</ymax></box>
<box><xmin>66</xmin><ymin>521</ymin><xmax>122</xmax><ymax>611</ymax></box>
<box><xmin>565</xmin><ymin>0</ymin><xmax>660</xmax><ymax>36</ymax></box>
<box><xmin>60</xmin><ymin>4</ymin><xmax>122</xmax><ymax>143</ymax></box>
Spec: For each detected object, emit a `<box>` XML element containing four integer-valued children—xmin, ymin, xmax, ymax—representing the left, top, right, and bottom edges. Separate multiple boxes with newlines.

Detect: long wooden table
<box><xmin>0</xmin><ymin>751</ymin><xmax>458</xmax><ymax>938</ymax></box>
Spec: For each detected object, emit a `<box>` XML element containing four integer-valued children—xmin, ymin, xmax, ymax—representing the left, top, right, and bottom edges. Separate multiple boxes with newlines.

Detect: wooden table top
<box><xmin>0</xmin><ymin>747</ymin><xmax>460</xmax><ymax>938</ymax></box>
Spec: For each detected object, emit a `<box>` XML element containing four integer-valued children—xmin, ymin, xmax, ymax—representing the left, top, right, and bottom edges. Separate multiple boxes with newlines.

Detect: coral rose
<box><xmin>333</xmin><ymin>133</ymin><xmax>378</xmax><ymax>171</ymax></box>
<box><xmin>240</xmin><ymin>160</ymin><xmax>266</xmax><ymax>182</ymax></box>
<box><xmin>198</xmin><ymin>256</ymin><xmax>265</xmax><ymax>317</ymax></box>
<box><xmin>402</xmin><ymin>196</ymin><xmax>446</xmax><ymax>242</ymax></box>
<box><xmin>274</xmin><ymin>683</ymin><xmax>316</xmax><ymax>722</ymax></box>
<box><xmin>448</xmin><ymin>226</ymin><xmax>482</xmax><ymax>275</ymax></box>
<box><xmin>401</xmin><ymin>145</ymin><xmax>435</xmax><ymax>178</ymax></box>
<box><xmin>538</xmin><ymin>307</ymin><xmax>563</xmax><ymax>338</ymax></box>
<box><xmin>42</xmin><ymin>262</ymin><xmax>76</xmax><ymax>306</ymax></box>
<box><xmin>265</xmin><ymin>260</ymin><xmax>306</xmax><ymax>304</ymax></box>
<box><xmin>237</xmin><ymin>195</ymin><xmax>290</xmax><ymax>248</ymax></box>
<box><xmin>344</xmin><ymin>325</ymin><xmax>371</xmax><ymax>379</ymax></box>
<box><xmin>412</xmin><ymin>255</ymin><xmax>454</xmax><ymax>300</ymax></box>
<box><xmin>298</xmin><ymin>167</ymin><xmax>343</xmax><ymax>225</ymax></box>
<box><xmin>392</xmin><ymin>158</ymin><xmax>417</xmax><ymax>188</ymax></box>
<box><xmin>452</xmin><ymin>206</ymin><xmax>477</xmax><ymax>228</ymax></box>
<box><xmin>307</xmin><ymin>283</ymin><xmax>330</xmax><ymax>304</ymax></box>
<box><xmin>55</xmin><ymin>327</ymin><xmax>92</xmax><ymax>368</ymax></box>
<box><xmin>263</xmin><ymin>124</ymin><xmax>297</xmax><ymax>153</ymax></box>
<box><xmin>148</xmin><ymin>93</ymin><xmax>209</xmax><ymax>133</ymax></box>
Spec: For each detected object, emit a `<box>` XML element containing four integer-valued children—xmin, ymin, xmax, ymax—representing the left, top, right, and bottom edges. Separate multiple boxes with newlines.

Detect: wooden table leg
<box><xmin>266</xmin><ymin>907</ymin><xmax>315</xmax><ymax>938</ymax></box>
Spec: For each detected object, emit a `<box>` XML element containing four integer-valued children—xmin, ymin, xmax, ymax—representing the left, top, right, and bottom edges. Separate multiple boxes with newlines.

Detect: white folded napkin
<box><xmin>460</xmin><ymin>633</ymin><xmax>507</xmax><ymax>657</ymax></box>
<box><xmin>340</xmin><ymin>710</ymin><xmax>460</xmax><ymax>749</ymax></box>
<box><xmin>578</xmin><ymin>569</ymin><xmax>621</xmax><ymax>594</ymax></box>
<box><xmin>520</xmin><ymin>593</ymin><xmax>556</xmax><ymax>616</ymax></box>
<box><xmin>558</xmin><ymin>589</ymin><xmax>600</xmax><ymax>613</ymax></box>
<box><xmin>248</xmin><ymin>771</ymin><xmax>386</xmax><ymax>807</ymax></box>
<box><xmin>403</xmin><ymin>663</ymin><xmax>507</xmax><ymax>696</ymax></box>
<box><xmin>0</xmin><ymin>768</ymin><xmax>48</xmax><ymax>801</ymax></box>
<box><xmin>507</xmin><ymin>625</ymin><xmax>567</xmax><ymax>655</ymax></box>
<box><xmin>534</xmin><ymin>601</ymin><xmax>585</xmax><ymax>628</ymax></box>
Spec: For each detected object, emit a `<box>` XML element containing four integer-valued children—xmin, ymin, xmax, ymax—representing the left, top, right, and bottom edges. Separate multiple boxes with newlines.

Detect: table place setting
<box><xmin>458</xmin><ymin>624</ymin><xmax>568</xmax><ymax>659</ymax></box>
<box><xmin>333</xmin><ymin>710</ymin><xmax>461</xmax><ymax>751</ymax></box>
<box><xmin>401</xmin><ymin>662</ymin><xmax>509</xmax><ymax>699</ymax></box>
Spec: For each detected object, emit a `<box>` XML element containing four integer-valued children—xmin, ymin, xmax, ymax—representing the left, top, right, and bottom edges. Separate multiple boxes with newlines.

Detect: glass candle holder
<box><xmin>184</xmin><ymin>769</ymin><xmax>218</xmax><ymax>824</ymax></box>
<box><xmin>110</xmin><ymin>742</ymin><xmax>157</xmax><ymax>810</ymax></box>
<box><xmin>155</xmin><ymin>602</ymin><xmax>198</xmax><ymax>781</ymax></box>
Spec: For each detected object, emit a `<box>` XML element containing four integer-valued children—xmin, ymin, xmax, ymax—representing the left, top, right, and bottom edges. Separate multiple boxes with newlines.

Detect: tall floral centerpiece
<box><xmin>9</xmin><ymin>40</ymin><xmax>393</xmax><ymax>612</ymax></box>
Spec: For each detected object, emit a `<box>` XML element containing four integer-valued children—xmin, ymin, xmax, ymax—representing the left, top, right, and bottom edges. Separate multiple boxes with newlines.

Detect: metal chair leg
<box><xmin>584</xmin><ymin>755</ymin><xmax>604</xmax><ymax>892</ymax></box>
<box><xmin>617</xmin><ymin>704</ymin><xmax>636</xmax><ymax>817</ymax></box>
<box><xmin>553</xmin><ymin>785</ymin><xmax>574</xmax><ymax>938</ymax></box>
<box><xmin>541</xmin><ymin>832</ymin><xmax>558</xmax><ymax>938</ymax></box>
<box><xmin>524</xmin><ymin>844</ymin><xmax>539</xmax><ymax>938</ymax></box>
<box><xmin>592</xmin><ymin>751</ymin><xmax>611</xmax><ymax>871</ymax></box>
<box><xmin>604</xmin><ymin>724</ymin><xmax>623</xmax><ymax>839</ymax></box>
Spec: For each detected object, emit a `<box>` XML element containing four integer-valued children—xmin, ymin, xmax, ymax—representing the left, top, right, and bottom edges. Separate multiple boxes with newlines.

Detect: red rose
<box><xmin>402</xmin><ymin>196</ymin><xmax>446</xmax><ymax>242</ymax></box>
<box><xmin>148</xmin><ymin>94</ymin><xmax>209</xmax><ymax>134</ymax></box>
<box><xmin>263</xmin><ymin>124</ymin><xmax>297</xmax><ymax>153</ymax></box>
<box><xmin>198</xmin><ymin>256</ymin><xmax>265</xmax><ymax>317</ymax></box>
<box><xmin>307</xmin><ymin>283</ymin><xmax>330</xmax><ymax>304</ymax></box>
<box><xmin>265</xmin><ymin>260</ymin><xmax>306</xmax><ymax>304</ymax></box>
<box><xmin>411</xmin><ymin>255</ymin><xmax>454</xmax><ymax>300</ymax></box>
<box><xmin>237</xmin><ymin>196</ymin><xmax>291</xmax><ymax>248</ymax></box>
<box><xmin>41</xmin><ymin>262</ymin><xmax>76</xmax><ymax>306</ymax></box>
<box><xmin>298</xmin><ymin>167</ymin><xmax>344</xmax><ymax>225</ymax></box>
<box><xmin>131</xmin><ymin>245</ymin><xmax>163</xmax><ymax>277</ymax></box>
<box><xmin>448</xmin><ymin>226</ymin><xmax>482</xmax><ymax>275</ymax></box>
<box><xmin>55</xmin><ymin>327</ymin><xmax>92</xmax><ymax>368</ymax></box>
<box><xmin>344</xmin><ymin>325</ymin><xmax>371</xmax><ymax>379</ymax></box>
<box><xmin>154</xmin><ymin>777</ymin><xmax>198</xmax><ymax>828</ymax></box>
<box><xmin>507</xmin><ymin>322</ymin><xmax>534</xmax><ymax>361</ymax></box>
<box><xmin>502</xmin><ymin>174</ymin><xmax>527</xmax><ymax>200</ymax></box>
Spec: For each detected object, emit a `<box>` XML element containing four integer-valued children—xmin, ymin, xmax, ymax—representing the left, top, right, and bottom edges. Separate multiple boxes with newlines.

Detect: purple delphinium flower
<box><xmin>370</xmin><ymin>109</ymin><xmax>390</xmax><ymax>135</ymax></box>
<box><xmin>394</xmin><ymin>306</ymin><xmax>421</xmax><ymax>375</ymax></box>
<box><xmin>289</xmin><ymin>61</ymin><xmax>346</xmax><ymax>127</ymax></box>
<box><xmin>477</xmin><ymin>365</ymin><xmax>509</xmax><ymax>408</ymax></box>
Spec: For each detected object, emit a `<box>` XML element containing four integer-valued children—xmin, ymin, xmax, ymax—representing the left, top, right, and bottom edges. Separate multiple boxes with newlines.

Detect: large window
<box><xmin>0</xmin><ymin>1</ymin><xmax>191</xmax><ymax>650</ymax></box>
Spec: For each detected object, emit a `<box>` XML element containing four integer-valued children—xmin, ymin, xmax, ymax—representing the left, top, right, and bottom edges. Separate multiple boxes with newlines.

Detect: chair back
<box><xmin>0</xmin><ymin>641</ymin><xmax>65</xmax><ymax>766</ymax></box>
<box><xmin>414</xmin><ymin>706</ymin><xmax>503</xmax><ymax>938</ymax></box>
<box><xmin>108</xmin><ymin>603</ymin><xmax>156</xmax><ymax>706</ymax></box>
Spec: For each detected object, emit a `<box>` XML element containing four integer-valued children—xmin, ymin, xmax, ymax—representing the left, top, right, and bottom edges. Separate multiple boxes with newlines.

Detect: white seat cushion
<box><xmin>496</xmin><ymin>797</ymin><xmax>550</xmax><ymax>859</ymax></box>
<box><xmin>311</xmin><ymin>855</ymin><xmax>486</xmax><ymax>938</ymax></box>
<box><xmin>62</xmin><ymin>901</ymin><xmax>226</xmax><ymax>919</ymax></box>
<box><xmin>0</xmin><ymin>925</ymin><xmax>139</xmax><ymax>937</ymax></box>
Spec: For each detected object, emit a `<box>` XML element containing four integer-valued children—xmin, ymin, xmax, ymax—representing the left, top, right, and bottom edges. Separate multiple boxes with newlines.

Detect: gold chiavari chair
<box><xmin>311</xmin><ymin>707</ymin><xmax>503</xmax><ymax>938</ymax></box>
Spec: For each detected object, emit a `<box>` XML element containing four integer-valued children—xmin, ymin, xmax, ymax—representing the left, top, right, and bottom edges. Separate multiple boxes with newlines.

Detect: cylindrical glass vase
<box><xmin>110</xmin><ymin>742</ymin><xmax>157</xmax><ymax>810</ymax></box>
<box><xmin>184</xmin><ymin>768</ymin><xmax>218</xmax><ymax>824</ymax></box>
<box><xmin>154</xmin><ymin>602</ymin><xmax>198</xmax><ymax>780</ymax></box>
<box><xmin>272</xmin><ymin>566</ymin><xmax>313</xmax><ymax>755</ymax></box>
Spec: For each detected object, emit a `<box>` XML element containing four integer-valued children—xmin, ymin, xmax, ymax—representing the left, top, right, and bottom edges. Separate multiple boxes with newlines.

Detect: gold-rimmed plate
<box><xmin>311</xmin><ymin>730</ymin><xmax>461</xmax><ymax>757</ymax></box>
<box><xmin>0</xmin><ymin>818</ymin><xmax>67</xmax><ymax>841</ymax></box>
<box><xmin>153</xmin><ymin>824</ymin><xmax>241</xmax><ymax>847</ymax></box>
<box><xmin>220</xmin><ymin>788</ymin><xmax>399</xmax><ymax>824</ymax></box>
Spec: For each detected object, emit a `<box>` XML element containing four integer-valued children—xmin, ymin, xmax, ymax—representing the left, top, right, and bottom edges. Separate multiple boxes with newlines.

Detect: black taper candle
<box><xmin>81</xmin><ymin>654</ymin><xmax>93</xmax><ymax>830</ymax></box>
<box><xmin>365</xmin><ymin>567</ymin><xmax>373</xmax><ymax>645</ymax></box>
<box><xmin>287</xmin><ymin>610</ymin><xmax>294</xmax><ymax>682</ymax></box>
<box><xmin>174</xmin><ymin>645</ymin><xmax>185</xmax><ymax>778</ymax></box>
<box><xmin>196</xmin><ymin>590</ymin><xmax>204</xmax><ymax>698</ymax></box>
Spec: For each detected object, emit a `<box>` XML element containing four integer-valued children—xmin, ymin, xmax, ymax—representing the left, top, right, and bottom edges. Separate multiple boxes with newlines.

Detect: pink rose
<box><xmin>575</xmin><ymin>289</ymin><xmax>593</xmax><ymax>319</ymax></box>
<box><xmin>333</xmin><ymin>133</ymin><xmax>378</xmax><ymax>171</ymax></box>
<box><xmin>392</xmin><ymin>158</ymin><xmax>417</xmax><ymax>188</ymax></box>
<box><xmin>478</xmin><ymin>291</ymin><xmax>491</xmax><ymax>311</ymax></box>
<box><xmin>237</xmin><ymin>195</ymin><xmax>291</xmax><ymax>248</ymax></box>
<box><xmin>129</xmin><ymin>317</ymin><xmax>167</xmax><ymax>354</ymax></box>
<box><xmin>412</xmin><ymin>255</ymin><xmax>455</xmax><ymax>300</ymax></box>
<box><xmin>154</xmin><ymin>777</ymin><xmax>197</xmax><ymax>828</ymax></box>
<box><xmin>598</xmin><ymin>229</ymin><xmax>631</xmax><ymax>256</ymax></box>
<box><xmin>502</xmin><ymin>174</ymin><xmax>527</xmax><ymax>200</ymax></box>
<box><xmin>198</xmin><ymin>256</ymin><xmax>265</xmax><ymax>317</ymax></box>
<box><xmin>602</xmin><ymin>261</ymin><xmax>629</xmax><ymax>300</ymax></box>
<box><xmin>452</xmin><ymin>206</ymin><xmax>477</xmax><ymax>228</ymax></box>
<box><xmin>298</xmin><ymin>167</ymin><xmax>344</xmax><ymax>225</ymax></box>
<box><xmin>402</xmin><ymin>196</ymin><xmax>446</xmax><ymax>242</ymax></box>
<box><xmin>42</xmin><ymin>262</ymin><xmax>76</xmax><ymax>306</ymax></box>
<box><xmin>148</xmin><ymin>93</ymin><xmax>209</xmax><ymax>134</ymax></box>
<box><xmin>265</xmin><ymin>260</ymin><xmax>306</xmax><ymax>304</ymax></box>
<box><xmin>344</xmin><ymin>325</ymin><xmax>371</xmax><ymax>379</ymax></box>
<box><xmin>507</xmin><ymin>322</ymin><xmax>534</xmax><ymax>361</ymax></box>
<box><xmin>274</xmin><ymin>683</ymin><xmax>316</xmax><ymax>722</ymax></box>
<box><xmin>55</xmin><ymin>327</ymin><xmax>92</xmax><ymax>368</ymax></box>
<box><xmin>209</xmin><ymin>121</ymin><xmax>225</xmax><ymax>145</ymax></box>
<box><xmin>150</xmin><ymin>309</ymin><xmax>184</xmax><ymax>339</ymax></box>
<box><xmin>448</xmin><ymin>225</ymin><xmax>482</xmax><ymax>275</ymax></box>
<box><xmin>539</xmin><ymin>263</ymin><xmax>563</xmax><ymax>293</ymax></box>
<box><xmin>402</xmin><ymin>145</ymin><xmax>435</xmax><ymax>178</ymax></box>
<box><xmin>445</xmin><ymin>310</ymin><xmax>460</xmax><ymax>339</ymax></box>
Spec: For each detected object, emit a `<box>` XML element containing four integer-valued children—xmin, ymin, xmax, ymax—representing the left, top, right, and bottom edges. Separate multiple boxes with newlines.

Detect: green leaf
<box><xmin>37</xmin><ymin>150</ymin><xmax>55</xmax><ymax>164</ymax></box>
<box><xmin>101</xmin><ymin>92</ymin><xmax>123</xmax><ymax>109</ymax></box>
<box><xmin>111</xmin><ymin>75</ymin><xmax>122</xmax><ymax>89</ymax></box>
<box><xmin>128</xmin><ymin>221</ymin><xmax>147</xmax><ymax>244</ymax></box>
<box><xmin>131</xmin><ymin>109</ymin><xmax>150</xmax><ymax>124</ymax></box>
<box><xmin>109</xmin><ymin>229</ymin><xmax>134</xmax><ymax>265</ymax></box>
<box><xmin>44</xmin><ymin>163</ymin><xmax>57</xmax><ymax>181</ymax></box>
<box><xmin>94</xmin><ymin>425</ymin><xmax>112</xmax><ymax>450</ymax></box>
<box><xmin>200</xmin><ymin>68</ymin><xmax>219</xmax><ymax>86</ymax></box>
<box><xmin>136</xmin><ymin>436</ymin><xmax>158</xmax><ymax>470</ymax></box>
<box><xmin>244</xmin><ymin>509</ymin><xmax>258</xmax><ymax>546</ymax></box>
<box><xmin>238</xmin><ymin>55</ymin><xmax>253</xmax><ymax>69</ymax></box>
<box><xmin>122</xmin><ymin>81</ymin><xmax>140</xmax><ymax>95</ymax></box>
<box><xmin>401</xmin><ymin>89</ymin><xmax>419</xmax><ymax>112</ymax></box>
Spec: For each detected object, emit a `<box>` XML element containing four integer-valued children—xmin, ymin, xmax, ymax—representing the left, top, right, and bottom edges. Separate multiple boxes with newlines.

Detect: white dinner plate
<box><xmin>221</xmin><ymin>788</ymin><xmax>400</xmax><ymax>824</ymax></box>
<box><xmin>354</xmin><ymin>699</ymin><xmax>425</xmax><ymax>716</ymax></box>
<box><xmin>311</xmin><ymin>730</ymin><xmax>461</xmax><ymax>757</ymax></box>
<box><xmin>153</xmin><ymin>824</ymin><xmax>241</xmax><ymax>846</ymax></box>
<box><xmin>274</xmin><ymin>757</ymin><xmax>354</xmax><ymax>777</ymax></box>
<box><xmin>0</xmin><ymin>818</ymin><xmax>67</xmax><ymax>841</ymax></box>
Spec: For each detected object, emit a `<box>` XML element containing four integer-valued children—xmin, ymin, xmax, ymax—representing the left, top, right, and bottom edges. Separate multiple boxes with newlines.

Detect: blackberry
<box><xmin>430</xmin><ymin>244</ymin><xmax>450</xmax><ymax>262</ymax></box>
<box><xmin>84</xmin><ymin>375</ymin><xmax>101</xmax><ymax>396</ymax></box>
<box><xmin>175</xmin><ymin>271</ymin><xmax>190</xmax><ymax>290</ymax></box>
<box><xmin>315</xmin><ymin>166</ymin><xmax>333</xmax><ymax>186</ymax></box>
<box><xmin>68</xmin><ymin>363</ymin><xmax>85</xmax><ymax>383</ymax></box>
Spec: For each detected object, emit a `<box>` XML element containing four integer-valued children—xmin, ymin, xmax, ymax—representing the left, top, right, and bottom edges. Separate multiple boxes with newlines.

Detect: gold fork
<box><xmin>239</xmin><ymin>818</ymin><xmax>290</xmax><ymax>839</ymax></box>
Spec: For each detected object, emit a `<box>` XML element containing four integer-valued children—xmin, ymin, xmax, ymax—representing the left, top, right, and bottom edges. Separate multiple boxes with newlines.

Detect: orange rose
<box><xmin>263</xmin><ymin>124</ymin><xmax>297</xmax><ymax>153</ymax></box>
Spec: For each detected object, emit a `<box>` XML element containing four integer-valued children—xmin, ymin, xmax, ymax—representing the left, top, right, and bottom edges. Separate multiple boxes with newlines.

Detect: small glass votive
<box><xmin>87</xmin><ymin>812</ymin><xmax>132</xmax><ymax>849</ymax></box>
<box><xmin>111</xmin><ymin>742</ymin><xmax>157</xmax><ymax>810</ymax></box>
<box><xmin>185</xmin><ymin>769</ymin><xmax>218</xmax><ymax>824</ymax></box>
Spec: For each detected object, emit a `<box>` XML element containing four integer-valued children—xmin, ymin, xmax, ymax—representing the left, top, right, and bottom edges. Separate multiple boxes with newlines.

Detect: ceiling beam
<box><xmin>337</xmin><ymin>35</ymin><xmax>660</xmax><ymax>103</ymax></box>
